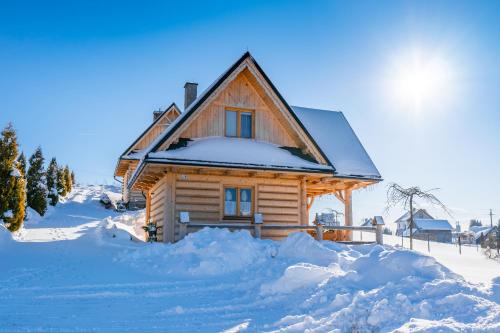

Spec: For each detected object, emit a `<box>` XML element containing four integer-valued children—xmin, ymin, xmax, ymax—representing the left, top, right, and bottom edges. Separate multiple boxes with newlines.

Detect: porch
<box><xmin>131</xmin><ymin>163</ymin><xmax>379</xmax><ymax>243</ymax></box>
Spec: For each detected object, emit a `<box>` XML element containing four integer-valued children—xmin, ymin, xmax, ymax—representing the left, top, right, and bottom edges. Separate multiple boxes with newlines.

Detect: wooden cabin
<box><xmin>114</xmin><ymin>103</ymin><xmax>181</xmax><ymax>209</ymax></box>
<box><xmin>114</xmin><ymin>52</ymin><xmax>382</xmax><ymax>242</ymax></box>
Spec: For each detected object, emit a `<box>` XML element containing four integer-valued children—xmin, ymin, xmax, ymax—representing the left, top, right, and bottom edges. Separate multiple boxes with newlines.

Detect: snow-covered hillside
<box><xmin>1</xmin><ymin>185</ymin><xmax>499</xmax><ymax>332</ymax></box>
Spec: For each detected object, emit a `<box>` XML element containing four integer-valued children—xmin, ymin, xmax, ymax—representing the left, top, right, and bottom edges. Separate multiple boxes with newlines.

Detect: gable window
<box><xmin>225</xmin><ymin>109</ymin><xmax>253</xmax><ymax>138</ymax></box>
<box><xmin>224</xmin><ymin>186</ymin><xmax>253</xmax><ymax>217</ymax></box>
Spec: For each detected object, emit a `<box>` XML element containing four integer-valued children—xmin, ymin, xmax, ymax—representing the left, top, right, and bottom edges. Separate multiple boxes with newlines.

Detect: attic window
<box><xmin>225</xmin><ymin>109</ymin><xmax>253</xmax><ymax>138</ymax></box>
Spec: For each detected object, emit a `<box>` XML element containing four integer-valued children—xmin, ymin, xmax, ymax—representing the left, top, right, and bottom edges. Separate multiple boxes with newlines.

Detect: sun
<box><xmin>387</xmin><ymin>48</ymin><xmax>453</xmax><ymax>114</ymax></box>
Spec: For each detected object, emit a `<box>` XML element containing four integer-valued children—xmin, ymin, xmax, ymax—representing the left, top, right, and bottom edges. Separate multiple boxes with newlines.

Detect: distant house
<box><xmin>470</xmin><ymin>225</ymin><xmax>499</xmax><ymax>248</ymax></box>
<box><xmin>360</xmin><ymin>216</ymin><xmax>384</xmax><ymax>227</ymax></box>
<box><xmin>394</xmin><ymin>209</ymin><xmax>452</xmax><ymax>243</ymax></box>
<box><xmin>115</xmin><ymin>104</ymin><xmax>182</xmax><ymax>209</ymax></box>
<box><xmin>395</xmin><ymin>209</ymin><xmax>433</xmax><ymax>236</ymax></box>
<box><xmin>315</xmin><ymin>212</ymin><xmax>340</xmax><ymax>226</ymax></box>
<box><xmin>114</xmin><ymin>52</ymin><xmax>382</xmax><ymax>242</ymax></box>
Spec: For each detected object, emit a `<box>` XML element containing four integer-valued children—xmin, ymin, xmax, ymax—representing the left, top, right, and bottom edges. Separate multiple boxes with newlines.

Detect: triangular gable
<box><xmin>394</xmin><ymin>208</ymin><xmax>434</xmax><ymax>223</ymax></box>
<box><xmin>121</xmin><ymin>103</ymin><xmax>181</xmax><ymax>158</ymax></box>
<box><xmin>147</xmin><ymin>52</ymin><xmax>332</xmax><ymax>167</ymax></box>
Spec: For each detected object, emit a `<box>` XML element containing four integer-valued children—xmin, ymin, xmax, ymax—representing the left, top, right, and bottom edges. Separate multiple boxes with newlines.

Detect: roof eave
<box><xmin>120</xmin><ymin>102</ymin><xmax>180</xmax><ymax>157</ymax></box>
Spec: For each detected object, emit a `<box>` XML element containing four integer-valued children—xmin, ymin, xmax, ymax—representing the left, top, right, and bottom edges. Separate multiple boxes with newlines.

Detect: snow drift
<box><xmin>1</xmin><ymin>185</ymin><xmax>499</xmax><ymax>333</ymax></box>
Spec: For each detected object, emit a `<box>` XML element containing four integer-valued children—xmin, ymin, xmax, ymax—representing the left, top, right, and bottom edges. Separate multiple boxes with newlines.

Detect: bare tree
<box><xmin>386</xmin><ymin>183</ymin><xmax>449</xmax><ymax>250</ymax></box>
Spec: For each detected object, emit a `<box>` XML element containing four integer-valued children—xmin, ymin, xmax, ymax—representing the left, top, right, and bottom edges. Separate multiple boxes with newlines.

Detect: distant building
<box><xmin>316</xmin><ymin>212</ymin><xmax>340</xmax><ymax>226</ymax></box>
<box><xmin>394</xmin><ymin>208</ymin><xmax>453</xmax><ymax>243</ymax></box>
<box><xmin>395</xmin><ymin>209</ymin><xmax>433</xmax><ymax>236</ymax></box>
<box><xmin>470</xmin><ymin>225</ymin><xmax>499</xmax><ymax>248</ymax></box>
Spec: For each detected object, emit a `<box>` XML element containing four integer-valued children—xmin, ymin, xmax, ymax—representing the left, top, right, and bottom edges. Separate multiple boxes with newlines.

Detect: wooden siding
<box><xmin>147</xmin><ymin>172</ymin><xmax>306</xmax><ymax>241</ymax></box>
<box><xmin>149</xmin><ymin>175</ymin><xmax>167</xmax><ymax>241</ymax></box>
<box><xmin>134</xmin><ymin>112</ymin><xmax>176</xmax><ymax>151</ymax></box>
<box><xmin>179</xmin><ymin>72</ymin><xmax>299</xmax><ymax>148</ymax></box>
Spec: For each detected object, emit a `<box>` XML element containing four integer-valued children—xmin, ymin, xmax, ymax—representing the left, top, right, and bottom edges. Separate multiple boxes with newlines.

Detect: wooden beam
<box><xmin>334</xmin><ymin>190</ymin><xmax>345</xmax><ymax>204</ymax></box>
<box><xmin>307</xmin><ymin>196</ymin><xmax>315</xmax><ymax>210</ymax></box>
<box><xmin>344</xmin><ymin>188</ymin><xmax>353</xmax><ymax>241</ymax></box>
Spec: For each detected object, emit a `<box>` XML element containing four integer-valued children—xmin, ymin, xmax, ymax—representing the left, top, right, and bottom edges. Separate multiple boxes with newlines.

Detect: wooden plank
<box><xmin>176</xmin><ymin>181</ymin><xmax>219</xmax><ymax>190</ymax></box>
<box><xmin>175</xmin><ymin>211</ymin><xmax>220</xmax><ymax>221</ymax></box>
<box><xmin>258</xmin><ymin>199</ymin><xmax>297</xmax><ymax>208</ymax></box>
<box><xmin>258</xmin><ymin>192</ymin><xmax>298</xmax><ymax>201</ymax></box>
<box><xmin>175</xmin><ymin>189</ymin><xmax>220</xmax><ymax>198</ymax></box>
<box><xmin>259</xmin><ymin>185</ymin><xmax>298</xmax><ymax>194</ymax></box>
<box><xmin>258</xmin><ymin>207</ymin><xmax>299</xmax><ymax>215</ymax></box>
<box><xmin>176</xmin><ymin>196</ymin><xmax>219</xmax><ymax>205</ymax></box>
<box><xmin>175</xmin><ymin>204</ymin><xmax>219</xmax><ymax>213</ymax></box>
<box><xmin>261</xmin><ymin>214</ymin><xmax>299</xmax><ymax>223</ymax></box>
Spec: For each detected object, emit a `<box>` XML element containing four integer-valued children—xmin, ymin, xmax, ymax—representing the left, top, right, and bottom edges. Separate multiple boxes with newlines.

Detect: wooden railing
<box><xmin>182</xmin><ymin>222</ymin><xmax>384</xmax><ymax>244</ymax></box>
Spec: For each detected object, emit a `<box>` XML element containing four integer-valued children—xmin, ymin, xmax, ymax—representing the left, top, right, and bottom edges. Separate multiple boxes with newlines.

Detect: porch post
<box><xmin>300</xmin><ymin>178</ymin><xmax>308</xmax><ymax>225</ymax></box>
<box><xmin>344</xmin><ymin>188</ymin><xmax>353</xmax><ymax>241</ymax></box>
<box><xmin>145</xmin><ymin>190</ymin><xmax>151</xmax><ymax>223</ymax></box>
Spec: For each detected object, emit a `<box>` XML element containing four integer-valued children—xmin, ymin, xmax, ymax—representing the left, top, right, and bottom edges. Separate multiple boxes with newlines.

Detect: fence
<box><xmin>181</xmin><ymin>222</ymin><xmax>384</xmax><ymax>244</ymax></box>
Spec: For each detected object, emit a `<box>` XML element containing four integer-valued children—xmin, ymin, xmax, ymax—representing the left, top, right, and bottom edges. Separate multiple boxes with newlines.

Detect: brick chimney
<box><xmin>184</xmin><ymin>82</ymin><xmax>198</xmax><ymax>110</ymax></box>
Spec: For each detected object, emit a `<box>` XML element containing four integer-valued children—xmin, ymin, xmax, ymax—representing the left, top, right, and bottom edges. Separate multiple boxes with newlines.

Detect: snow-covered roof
<box><xmin>373</xmin><ymin>216</ymin><xmax>385</xmax><ymax>225</ymax></box>
<box><xmin>469</xmin><ymin>226</ymin><xmax>495</xmax><ymax>240</ymax></box>
<box><xmin>125</xmin><ymin>52</ymin><xmax>383</xmax><ymax>187</ymax></box>
<box><xmin>414</xmin><ymin>219</ymin><xmax>452</xmax><ymax>231</ymax></box>
<box><xmin>147</xmin><ymin>137</ymin><xmax>333</xmax><ymax>172</ymax></box>
<box><xmin>291</xmin><ymin>106</ymin><xmax>381</xmax><ymax>180</ymax></box>
<box><xmin>120</xmin><ymin>103</ymin><xmax>180</xmax><ymax>158</ymax></box>
<box><xmin>394</xmin><ymin>209</ymin><xmax>433</xmax><ymax>223</ymax></box>
<box><xmin>122</xmin><ymin>149</ymin><xmax>146</xmax><ymax>160</ymax></box>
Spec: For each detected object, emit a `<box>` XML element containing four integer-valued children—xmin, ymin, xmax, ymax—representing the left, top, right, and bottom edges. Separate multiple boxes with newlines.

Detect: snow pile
<box><xmin>108</xmin><ymin>209</ymin><xmax>146</xmax><ymax>240</ymax></box>
<box><xmin>112</xmin><ymin>228</ymin><xmax>500</xmax><ymax>332</ymax></box>
<box><xmin>277</xmin><ymin>232</ymin><xmax>339</xmax><ymax>266</ymax></box>
<box><xmin>260</xmin><ymin>241</ymin><xmax>499</xmax><ymax>332</ymax></box>
<box><xmin>95</xmin><ymin>217</ymin><xmax>134</xmax><ymax>243</ymax></box>
<box><xmin>24</xmin><ymin>207</ymin><xmax>43</xmax><ymax>225</ymax></box>
<box><xmin>0</xmin><ymin>224</ymin><xmax>13</xmax><ymax>246</ymax></box>
<box><xmin>117</xmin><ymin>228</ymin><xmax>272</xmax><ymax>276</ymax></box>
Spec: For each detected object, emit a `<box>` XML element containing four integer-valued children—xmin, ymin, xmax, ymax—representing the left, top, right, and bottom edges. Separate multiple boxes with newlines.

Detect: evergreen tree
<box><xmin>46</xmin><ymin>157</ymin><xmax>59</xmax><ymax>206</ymax></box>
<box><xmin>0</xmin><ymin>124</ymin><xmax>26</xmax><ymax>231</ymax></box>
<box><xmin>63</xmin><ymin>165</ymin><xmax>72</xmax><ymax>194</ymax></box>
<box><xmin>26</xmin><ymin>147</ymin><xmax>47</xmax><ymax>216</ymax></box>
<box><xmin>16</xmin><ymin>151</ymin><xmax>28</xmax><ymax>220</ymax></box>
<box><xmin>57</xmin><ymin>166</ymin><xmax>67</xmax><ymax>197</ymax></box>
<box><xmin>469</xmin><ymin>219</ymin><xmax>482</xmax><ymax>228</ymax></box>
<box><xmin>71</xmin><ymin>170</ymin><xmax>75</xmax><ymax>186</ymax></box>
<box><xmin>17</xmin><ymin>152</ymin><xmax>27</xmax><ymax>177</ymax></box>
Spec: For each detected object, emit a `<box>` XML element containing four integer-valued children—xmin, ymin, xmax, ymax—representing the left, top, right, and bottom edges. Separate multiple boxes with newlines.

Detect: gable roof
<box><xmin>414</xmin><ymin>219</ymin><xmax>452</xmax><ymax>231</ymax></box>
<box><xmin>292</xmin><ymin>106</ymin><xmax>381</xmax><ymax>180</ymax></box>
<box><xmin>126</xmin><ymin>52</ymin><xmax>382</xmax><ymax>187</ymax></box>
<box><xmin>395</xmin><ymin>208</ymin><xmax>433</xmax><ymax>223</ymax></box>
<box><xmin>120</xmin><ymin>103</ymin><xmax>181</xmax><ymax>158</ymax></box>
<box><xmin>144</xmin><ymin>52</ymin><xmax>329</xmax><ymax>165</ymax></box>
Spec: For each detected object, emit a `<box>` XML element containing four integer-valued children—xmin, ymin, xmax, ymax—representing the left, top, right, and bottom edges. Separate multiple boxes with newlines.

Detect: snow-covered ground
<box><xmin>352</xmin><ymin>232</ymin><xmax>499</xmax><ymax>286</ymax></box>
<box><xmin>1</xmin><ymin>185</ymin><xmax>499</xmax><ymax>332</ymax></box>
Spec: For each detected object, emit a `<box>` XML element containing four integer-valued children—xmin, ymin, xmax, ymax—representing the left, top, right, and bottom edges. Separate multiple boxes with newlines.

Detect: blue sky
<box><xmin>1</xmin><ymin>1</ymin><xmax>499</xmax><ymax>226</ymax></box>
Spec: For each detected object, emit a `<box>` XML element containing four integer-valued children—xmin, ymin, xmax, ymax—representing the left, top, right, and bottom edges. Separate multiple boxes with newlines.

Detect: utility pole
<box><xmin>490</xmin><ymin>209</ymin><xmax>495</xmax><ymax>228</ymax></box>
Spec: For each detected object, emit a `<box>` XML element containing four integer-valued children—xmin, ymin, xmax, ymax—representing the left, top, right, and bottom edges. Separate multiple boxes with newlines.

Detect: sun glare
<box><xmin>387</xmin><ymin>48</ymin><xmax>454</xmax><ymax>116</ymax></box>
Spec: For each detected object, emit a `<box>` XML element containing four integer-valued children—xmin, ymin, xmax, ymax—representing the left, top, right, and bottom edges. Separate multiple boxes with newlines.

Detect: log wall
<box><xmin>149</xmin><ymin>175</ymin><xmax>167</xmax><ymax>241</ymax></box>
<box><xmin>146</xmin><ymin>172</ymin><xmax>306</xmax><ymax>241</ymax></box>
